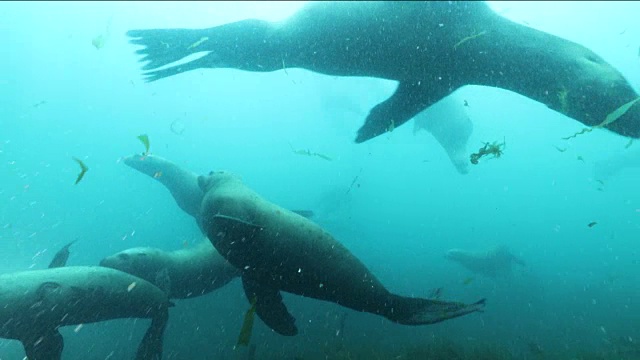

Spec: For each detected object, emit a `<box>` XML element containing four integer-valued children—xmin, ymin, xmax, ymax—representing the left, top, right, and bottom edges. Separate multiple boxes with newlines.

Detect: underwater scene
<box><xmin>2</xmin><ymin>1</ymin><xmax>640</xmax><ymax>359</ymax></box>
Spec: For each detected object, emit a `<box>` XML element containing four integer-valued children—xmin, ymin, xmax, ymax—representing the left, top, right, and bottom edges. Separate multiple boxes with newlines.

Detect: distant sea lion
<box><xmin>100</xmin><ymin>241</ymin><xmax>240</xmax><ymax>299</ymax></box>
<box><xmin>197</xmin><ymin>171</ymin><xmax>485</xmax><ymax>336</ymax></box>
<box><xmin>0</xmin><ymin>266</ymin><xmax>172</xmax><ymax>360</ymax></box>
<box><xmin>445</xmin><ymin>246</ymin><xmax>526</xmax><ymax>278</ymax></box>
<box><xmin>127</xmin><ymin>1</ymin><xmax>640</xmax><ymax>143</ymax></box>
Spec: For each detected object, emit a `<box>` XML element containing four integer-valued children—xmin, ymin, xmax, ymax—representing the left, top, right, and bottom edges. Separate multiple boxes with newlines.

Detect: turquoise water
<box><xmin>1</xmin><ymin>1</ymin><xmax>639</xmax><ymax>359</ymax></box>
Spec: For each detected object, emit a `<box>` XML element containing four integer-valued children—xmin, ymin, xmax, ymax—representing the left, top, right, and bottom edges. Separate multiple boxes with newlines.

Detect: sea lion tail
<box><xmin>386</xmin><ymin>295</ymin><xmax>486</xmax><ymax>325</ymax></box>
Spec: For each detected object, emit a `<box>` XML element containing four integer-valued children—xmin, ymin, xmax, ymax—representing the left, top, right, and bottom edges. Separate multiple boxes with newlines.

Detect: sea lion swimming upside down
<box><xmin>197</xmin><ymin>170</ymin><xmax>486</xmax><ymax>336</ymax></box>
<box><xmin>127</xmin><ymin>1</ymin><xmax>640</xmax><ymax>143</ymax></box>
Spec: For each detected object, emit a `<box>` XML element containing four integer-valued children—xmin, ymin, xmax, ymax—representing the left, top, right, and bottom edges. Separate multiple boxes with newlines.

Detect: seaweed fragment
<box><xmin>453</xmin><ymin>30</ymin><xmax>487</xmax><ymax>50</ymax></box>
<box><xmin>470</xmin><ymin>139</ymin><xmax>506</xmax><ymax>165</ymax></box>
<box><xmin>562</xmin><ymin>97</ymin><xmax>640</xmax><ymax>140</ymax></box>
<box><xmin>72</xmin><ymin>157</ymin><xmax>89</xmax><ymax>185</ymax></box>
<box><xmin>289</xmin><ymin>143</ymin><xmax>332</xmax><ymax>161</ymax></box>
<box><xmin>137</xmin><ymin>134</ymin><xmax>150</xmax><ymax>156</ymax></box>
<box><xmin>236</xmin><ymin>297</ymin><xmax>258</xmax><ymax>347</ymax></box>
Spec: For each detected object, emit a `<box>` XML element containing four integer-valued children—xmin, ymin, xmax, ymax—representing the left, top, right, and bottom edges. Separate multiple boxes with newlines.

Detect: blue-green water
<box><xmin>1</xmin><ymin>1</ymin><xmax>639</xmax><ymax>359</ymax></box>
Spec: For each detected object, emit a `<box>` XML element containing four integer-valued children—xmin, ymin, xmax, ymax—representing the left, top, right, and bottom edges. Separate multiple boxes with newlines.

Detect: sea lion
<box><xmin>197</xmin><ymin>171</ymin><xmax>485</xmax><ymax>336</ymax></box>
<box><xmin>100</xmin><ymin>240</ymin><xmax>241</xmax><ymax>299</ymax></box>
<box><xmin>413</xmin><ymin>91</ymin><xmax>473</xmax><ymax>174</ymax></box>
<box><xmin>126</xmin><ymin>1</ymin><xmax>640</xmax><ymax>143</ymax></box>
<box><xmin>0</xmin><ymin>266</ymin><xmax>172</xmax><ymax>360</ymax></box>
<box><xmin>445</xmin><ymin>246</ymin><xmax>526</xmax><ymax>278</ymax></box>
<box><xmin>47</xmin><ymin>240</ymin><xmax>77</xmax><ymax>268</ymax></box>
<box><xmin>123</xmin><ymin>154</ymin><xmax>315</xmax><ymax>228</ymax></box>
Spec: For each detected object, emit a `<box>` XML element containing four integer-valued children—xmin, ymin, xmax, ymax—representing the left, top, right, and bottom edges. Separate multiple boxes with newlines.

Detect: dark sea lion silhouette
<box><xmin>197</xmin><ymin>171</ymin><xmax>485</xmax><ymax>336</ymax></box>
<box><xmin>0</xmin><ymin>266</ymin><xmax>172</xmax><ymax>360</ymax></box>
<box><xmin>126</xmin><ymin>1</ymin><xmax>640</xmax><ymax>143</ymax></box>
<box><xmin>445</xmin><ymin>246</ymin><xmax>526</xmax><ymax>278</ymax></box>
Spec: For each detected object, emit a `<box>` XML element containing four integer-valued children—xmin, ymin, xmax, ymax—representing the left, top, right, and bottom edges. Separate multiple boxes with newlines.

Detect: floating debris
<box><xmin>137</xmin><ymin>134</ymin><xmax>150</xmax><ymax>156</ymax></box>
<box><xmin>562</xmin><ymin>97</ymin><xmax>640</xmax><ymax>140</ymax></box>
<box><xmin>187</xmin><ymin>36</ymin><xmax>209</xmax><ymax>50</ymax></box>
<box><xmin>32</xmin><ymin>100</ymin><xmax>47</xmax><ymax>108</ymax></box>
<box><xmin>236</xmin><ymin>297</ymin><xmax>258</xmax><ymax>347</ymax></box>
<box><xmin>92</xmin><ymin>17</ymin><xmax>112</xmax><ymax>50</ymax></box>
<box><xmin>72</xmin><ymin>157</ymin><xmax>88</xmax><ymax>185</ymax></box>
<box><xmin>587</xmin><ymin>221</ymin><xmax>598</xmax><ymax>228</ymax></box>
<box><xmin>553</xmin><ymin>145</ymin><xmax>567</xmax><ymax>153</ymax></box>
<box><xmin>289</xmin><ymin>143</ymin><xmax>332</xmax><ymax>161</ymax></box>
<box><xmin>170</xmin><ymin>120</ymin><xmax>185</xmax><ymax>135</ymax></box>
<box><xmin>453</xmin><ymin>30</ymin><xmax>487</xmax><ymax>50</ymax></box>
<box><xmin>470</xmin><ymin>138</ymin><xmax>505</xmax><ymax>165</ymax></box>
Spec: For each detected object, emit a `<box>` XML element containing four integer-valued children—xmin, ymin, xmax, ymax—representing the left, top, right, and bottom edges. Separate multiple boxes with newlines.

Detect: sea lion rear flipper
<box><xmin>242</xmin><ymin>277</ymin><xmax>298</xmax><ymax>336</ymax></box>
<box><xmin>388</xmin><ymin>295</ymin><xmax>486</xmax><ymax>325</ymax></box>
<box><xmin>355</xmin><ymin>81</ymin><xmax>451</xmax><ymax>143</ymax></box>
<box><xmin>135</xmin><ymin>309</ymin><xmax>169</xmax><ymax>360</ymax></box>
<box><xmin>22</xmin><ymin>328</ymin><xmax>64</xmax><ymax>360</ymax></box>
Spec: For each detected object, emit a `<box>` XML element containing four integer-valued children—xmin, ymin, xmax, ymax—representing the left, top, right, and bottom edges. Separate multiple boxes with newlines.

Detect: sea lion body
<box><xmin>0</xmin><ymin>266</ymin><xmax>171</xmax><ymax>360</ymax></box>
<box><xmin>100</xmin><ymin>241</ymin><xmax>240</xmax><ymax>299</ymax></box>
<box><xmin>198</xmin><ymin>171</ymin><xmax>485</xmax><ymax>336</ymax></box>
<box><xmin>446</xmin><ymin>246</ymin><xmax>526</xmax><ymax>278</ymax></box>
<box><xmin>128</xmin><ymin>1</ymin><xmax>640</xmax><ymax>142</ymax></box>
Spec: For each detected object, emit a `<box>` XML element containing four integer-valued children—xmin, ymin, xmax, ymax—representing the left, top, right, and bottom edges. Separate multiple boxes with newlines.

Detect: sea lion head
<box><xmin>100</xmin><ymin>247</ymin><xmax>165</xmax><ymax>282</ymax></box>
<box><xmin>444</xmin><ymin>249</ymin><xmax>468</xmax><ymax>262</ymax></box>
<box><xmin>560</xmin><ymin>52</ymin><xmax>640</xmax><ymax>137</ymax></box>
<box><xmin>197</xmin><ymin>171</ymin><xmax>240</xmax><ymax>193</ymax></box>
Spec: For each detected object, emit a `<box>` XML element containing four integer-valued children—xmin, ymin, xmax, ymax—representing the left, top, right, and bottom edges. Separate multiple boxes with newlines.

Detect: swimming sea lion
<box><xmin>445</xmin><ymin>246</ymin><xmax>526</xmax><ymax>278</ymax></box>
<box><xmin>127</xmin><ymin>1</ymin><xmax>640</xmax><ymax>143</ymax></box>
<box><xmin>100</xmin><ymin>241</ymin><xmax>240</xmax><ymax>299</ymax></box>
<box><xmin>197</xmin><ymin>171</ymin><xmax>485</xmax><ymax>336</ymax></box>
<box><xmin>0</xmin><ymin>266</ymin><xmax>172</xmax><ymax>360</ymax></box>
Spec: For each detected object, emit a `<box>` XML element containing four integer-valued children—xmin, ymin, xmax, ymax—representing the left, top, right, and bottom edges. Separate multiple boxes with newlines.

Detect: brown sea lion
<box><xmin>197</xmin><ymin>171</ymin><xmax>485</xmax><ymax>336</ymax></box>
<box><xmin>127</xmin><ymin>1</ymin><xmax>640</xmax><ymax>143</ymax></box>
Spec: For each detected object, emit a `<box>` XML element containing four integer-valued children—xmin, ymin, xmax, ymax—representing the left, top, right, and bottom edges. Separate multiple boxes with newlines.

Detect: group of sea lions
<box><xmin>3</xmin><ymin>1</ymin><xmax>637</xmax><ymax>358</ymax></box>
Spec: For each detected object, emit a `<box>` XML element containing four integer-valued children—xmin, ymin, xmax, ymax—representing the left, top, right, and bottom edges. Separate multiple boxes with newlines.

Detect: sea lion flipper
<box><xmin>127</xmin><ymin>28</ymin><xmax>208</xmax><ymax>71</ymax></box>
<box><xmin>355</xmin><ymin>81</ymin><xmax>449</xmax><ymax>143</ymax></box>
<box><xmin>135</xmin><ymin>309</ymin><xmax>169</xmax><ymax>360</ymax></box>
<box><xmin>388</xmin><ymin>295</ymin><xmax>486</xmax><ymax>325</ymax></box>
<box><xmin>22</xmin><ymin>328</ymin><xmax>64</xmax><ymax>360</ymax></box>
<box><xmin>241</xmin><ymin>277</ymin><xmax>298</xmax><ymax>336</ymax></box>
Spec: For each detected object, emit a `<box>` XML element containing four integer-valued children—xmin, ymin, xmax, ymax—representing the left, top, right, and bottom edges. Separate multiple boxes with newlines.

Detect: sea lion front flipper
<box><xmin>355</xmin><ymin>81</ymin><xmax>451</xmax><ymax>143</ymax></box>
<box><xmin>22</xmin><ymin>328</ymin><xmax>64</xmax><ymax>360</ymax></box>
<box><xmin>241</xmin><ymin>277</ymin><xmax>298</xmax><ymax>336</ymax></box>
<box><xmin>135</xmin><ymin>308</ymin><xmax>169</xmax><ymax>360</ymax></box>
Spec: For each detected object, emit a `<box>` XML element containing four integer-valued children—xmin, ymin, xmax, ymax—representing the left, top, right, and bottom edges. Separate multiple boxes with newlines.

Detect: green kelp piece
<box><xmin>137</xmin><ymin>134</ymin><xmax>150</xmax><ymax>156</ymax></box>
<box><xmin>598</xmin><ymin>97</ymin><xmax>640</xmax><ymax>128</ymax></box>
<box><xmin>72</xmin><ymin>157</ymin><xmax>89</xmax><ymax>185</ymax></box>
<box><xmin>236</xmin><ymin>297</ymin><xmax>258</xmax><ymax>347</ymax></box>
<box><xmin>562</xmin><ymin>97</ymin><xmax>640</xmax><ymax>140</ymax></box>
